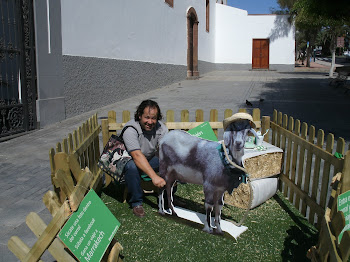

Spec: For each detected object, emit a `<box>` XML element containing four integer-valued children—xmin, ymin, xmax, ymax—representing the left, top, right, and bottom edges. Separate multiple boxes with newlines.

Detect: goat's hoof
<box><xmin>202</xmin><ymin>227</ymin><xmax>213</xmax><ymax>234</ymax></box>
<box><xmin>162</xmin><ymin>208</ymin><xmax>173</xmax><ymax>215</ymax></box>
<box><xmin>158</xmin><ymin>210</ymin><xmax>165</xmax><ymax>216</ymax></box>
<box><xmin>213</xmin><ymin>228</ymin><xmax>224</xmax><ymax>235</ymax></box>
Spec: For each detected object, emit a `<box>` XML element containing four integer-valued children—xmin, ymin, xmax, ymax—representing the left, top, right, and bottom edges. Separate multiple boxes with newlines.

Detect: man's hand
<box><xmin>152</xmin><ymin>175</ymin><xmax>166</xmax><ymax>188</ymax></box>
<box><xmin>130</xmin><ymin>150</ymin><xmax>166</xmax><ymax>188</ymax></box>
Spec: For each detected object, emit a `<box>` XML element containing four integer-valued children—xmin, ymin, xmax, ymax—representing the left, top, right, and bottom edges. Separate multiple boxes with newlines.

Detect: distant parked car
<box><xmin>344</xmin><ymin>51</ymin><xmax>350</xmax><ymax>59</ymax></box>
<box><xmin>315</xmin><ymin>50</ymin><xmax>322</xmax><ymax>56</ymax></box>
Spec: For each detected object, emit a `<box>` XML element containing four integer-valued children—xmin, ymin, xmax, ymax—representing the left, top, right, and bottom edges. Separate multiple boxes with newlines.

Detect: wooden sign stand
<box><xmin>8</xmin><ymin>154</ymin><xmax>123</xmax><ymax>262</ymax></box>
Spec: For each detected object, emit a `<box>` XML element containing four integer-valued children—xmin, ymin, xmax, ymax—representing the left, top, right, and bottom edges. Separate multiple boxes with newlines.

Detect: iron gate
<box><xmin>0</xmin><ymin>0</ymin><xmax>37</xmax><ymax>139</ymax></box>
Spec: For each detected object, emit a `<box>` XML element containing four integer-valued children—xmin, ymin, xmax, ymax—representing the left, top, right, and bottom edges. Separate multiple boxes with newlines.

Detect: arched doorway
<box><xmin>187</xmin><ymin>7</ymin><xmax>199</xmax><ymax>78</ymax></box>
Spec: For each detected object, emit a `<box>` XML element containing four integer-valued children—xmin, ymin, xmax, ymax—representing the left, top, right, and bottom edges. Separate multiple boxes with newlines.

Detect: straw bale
<box><xmin>225</xmin><ymin>183</ymin><xmax>252</xmax><ymax>209</ymax></box>
<box><xmin>225</xmin><ymin>177</ymin><xmax>279</xmax><ymax>209</ymax></box>
<box><xmin>243</xmin><ymin>152</ymin><xmax>282</xmax><ymax>179</ymax></box>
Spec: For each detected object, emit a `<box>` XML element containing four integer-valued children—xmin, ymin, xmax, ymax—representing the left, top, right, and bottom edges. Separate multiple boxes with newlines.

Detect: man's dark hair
<box><xmin>134</xmin><ymin>100</ymin><xmax>163</xmax><ymax>121</ymax></box>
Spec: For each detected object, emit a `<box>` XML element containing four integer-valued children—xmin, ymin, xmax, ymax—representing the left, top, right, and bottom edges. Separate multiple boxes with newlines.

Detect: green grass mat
<box><xmin>102</xmin><ymin>183</ymin><xmax>318</xmax><ymax>262</ymax></box>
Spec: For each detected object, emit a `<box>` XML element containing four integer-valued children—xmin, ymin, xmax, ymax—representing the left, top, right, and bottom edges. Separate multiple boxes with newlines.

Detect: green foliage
<box><xmin>278</xmin><ymin>0</ymin><xmax>350</xmax><ymax>70</ymax></box>
<box><xmin>292</xmin><ymin>0</ymin><xmax>323</xmax><ymax>29</ymax></box>
<box><xmin>277</xmin><ymin>0</ymin><xmax>296</xmax><ymax>11</ymax></box>
<box><xmin>102</xmin><ymin>184</ymin><xmax>318</xmax><ymax>262</ymax></box>
<box><xmin>299</xmin><ymin>0</ymin><xmax>350</xmax><ymax>24</ymax></box>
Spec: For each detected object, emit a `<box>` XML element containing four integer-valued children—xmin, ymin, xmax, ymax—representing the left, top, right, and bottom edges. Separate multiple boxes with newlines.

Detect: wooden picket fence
<box><xmin>269</xmin><ymin>109</ymin><xmax>349</xmax><ymax>229</ymax></box>
<box><xmin>307</xmin><ymin>152</ymin><xmax>350</xmax><ymax>261</ymax></box>
<box><xmin>7</xmin><ymin>108</ymin><xmax>350</xmax><ymax>261</ymax></box>
<box><xmin>49</xmin><ymin>114</ymin><xmax>102</xmax><ymax>203</ymax></box>
<box><xmin>102</xmin><ymin>108</ymin><xmax>266</xmax><ymax>146</ymax></box>
<box><xmin>8</xmin><ymin>114</ymin><xmax>124</xmax><ymax>261</ymax></box>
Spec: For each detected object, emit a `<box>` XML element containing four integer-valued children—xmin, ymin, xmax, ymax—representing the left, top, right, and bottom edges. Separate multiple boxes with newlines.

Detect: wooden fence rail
<box><xmin>307</xmin><ymin>151</ymin><xmax>350</xmax><ymax>261</ymax></box>
<box><xmin>8</xmin><ymin>114</ymin><xmax>123</xmax><ymax>261</ymax></box>
<box><xmin>270</xmin><ymin>109</ymin><xmax>349</xmax><ymax>229</ymax></box>
<box><xmin>8</xmin><ymin>165</ymin><xmax>123</xmax><ymax>262</ymax></box>
<box><xmin>49</xmin><ymin>114</ymin><xmax>102</xmax><ymax>203</ymax></box>
<box><xmin>102</xmin><ymin>108</ymin><xmax>264</xmax><ymax>146</ymax></box>
<box><xmin>101</xmin><ymin>108</ymin><xmax>268</xmax><ymax>192</ymax></box>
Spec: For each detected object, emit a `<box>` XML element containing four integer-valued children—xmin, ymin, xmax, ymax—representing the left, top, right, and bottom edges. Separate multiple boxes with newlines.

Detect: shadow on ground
<box><xmin>243</xmin><ymin>75</ymin><xmax>350</xmax><ymax>142</ymax></box>
<box><xmin>273</xmin><ymin>194</ymin><xmax>318</xmax><ymax>262</ymax></box>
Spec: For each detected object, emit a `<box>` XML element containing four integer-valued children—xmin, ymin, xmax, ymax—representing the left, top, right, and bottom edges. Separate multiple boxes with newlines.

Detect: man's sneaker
<box><xmin>132</xmin><ymin>205</ymin><xmax>145</xmax><ymax>218</ymax></box>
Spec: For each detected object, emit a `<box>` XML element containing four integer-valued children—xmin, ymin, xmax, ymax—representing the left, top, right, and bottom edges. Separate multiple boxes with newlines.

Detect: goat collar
<box><xmin>219</xmin><ymin>141</ymin><xmax>248</xmax><ymax>174</ymax></box>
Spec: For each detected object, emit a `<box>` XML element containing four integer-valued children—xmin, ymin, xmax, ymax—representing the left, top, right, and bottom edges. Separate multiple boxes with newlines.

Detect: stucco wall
<box><xmin>58</xmin><ymin>0</ymin><xmax>295</xmax><ymax>119</ymax></box>
<box><xmin>61</xmin><ymin>0</ymin><xmax>216</xmax><ymax>65</ymax></box>
<box><xmin>215</xmin><ymin>4</ymin><xmax>295</xmax><ymax>70</ymax></box>
<box><xmin>60</xmin><ymin>0</ymin><xmax>218</xmax><ymax>117</ymax></box>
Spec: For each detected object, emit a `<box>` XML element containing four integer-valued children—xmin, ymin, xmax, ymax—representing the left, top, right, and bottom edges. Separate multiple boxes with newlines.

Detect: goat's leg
<box><xmin>165</xmin><ymin>180</ymin><xmax>177</xmax><ymax>216</ymax></box>
<box><xmin>203</xmin><ymin>203</ymin><xmax>214</xmax><ymax>233</ymax></box>
<box><xmin>158</xmin><ymin>155</ymin><xmax>167</xmax><ymax>215</ymax></box>
<box><xmin>213</xmin><ymin>193</ymin><xmax>225</xmax><ymax>235</ymax></box>
<box><xmin>203</xmin><ymin>184</ymin><xmax>217</xmax><ymax>233</ymax></box>
<box><xmin>158</xmin><ymin>188</ymin><xmax>166</xmax><ymax>215</ymax></box>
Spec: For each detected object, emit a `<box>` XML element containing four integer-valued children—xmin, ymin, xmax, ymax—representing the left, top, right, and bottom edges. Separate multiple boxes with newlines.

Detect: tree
<box><xmin>317</xmin><ymin>24</ymin><xmax>348</xmax><ymax>76</ymax></box>
<box><xmin>276</xmin><ymin>0</ymin><xmax>295</xmax><ymax>11</ymax></box>
<box><xmin>274</xmin><ymin>0</ymin><xmax>321</xmax><ymax>67</ymax></box>
<box><xmin>276</xmin><ymin>0</ymin><xmax>350</xmax><ymax>75</ymax></box>
<box><xmin>292</xmin><ymin>0</ymin><xmax>323</xmax><ymax>68</ymax></box>
<box><xmin>302</xmin><ymin>0</ymin><xmax>350</xmax><ymax>24</ymax></box>
<box><xmin>293</xmin><ymin>0</ymin><xmax>349</xmax><ymax>76</ymax></box>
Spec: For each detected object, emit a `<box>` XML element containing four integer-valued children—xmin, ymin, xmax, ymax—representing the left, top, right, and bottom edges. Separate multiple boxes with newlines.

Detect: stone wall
<box><xmin>62</xmin><ymin>56</ymin><xmax>187</xmax><ymax>118</ymax></box>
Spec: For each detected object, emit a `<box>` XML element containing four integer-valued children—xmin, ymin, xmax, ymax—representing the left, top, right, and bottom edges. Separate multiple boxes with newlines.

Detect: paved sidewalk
<box><xmin>1</xmin><ymin>67</ymin><xmax>350</xmax><ymax>261</ymax></box>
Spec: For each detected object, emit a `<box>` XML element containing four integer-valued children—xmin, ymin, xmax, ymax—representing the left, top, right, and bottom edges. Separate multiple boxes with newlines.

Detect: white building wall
<box><xmin>215</xmin><ymin>4</ymin><xmax>295</xmax><ymax>66</ymax></box>
<box><xmin>61</xmin><ymin>0</ymin><xmax>217</xmax><ymax>65</ymax></box>
<box><xmin>57</xmin><ymin>0</ymin><xmax>295</xmax><ymax>119</ymax></box>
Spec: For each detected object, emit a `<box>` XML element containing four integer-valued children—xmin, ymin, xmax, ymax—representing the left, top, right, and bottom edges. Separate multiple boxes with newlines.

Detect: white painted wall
<box><xmin>215</xmin><ymin>4</ymin><xmax>295</xmax><ymax>65</ymax></box>
<box><xmin>61</xmin><ymin>1</ymin><xmax>294</xmax><ymax>67</ymax></box>
<box><xmin>61</xmin><ymin>0</ymin><xmax>217</xmax><ymax>66</ymax></box>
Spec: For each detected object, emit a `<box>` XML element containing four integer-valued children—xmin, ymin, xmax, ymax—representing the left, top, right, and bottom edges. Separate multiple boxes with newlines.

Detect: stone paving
<box><xmin>1</xmin><ymin>59</ymin><xmax>349</xmax><ymax>261</ymax></box>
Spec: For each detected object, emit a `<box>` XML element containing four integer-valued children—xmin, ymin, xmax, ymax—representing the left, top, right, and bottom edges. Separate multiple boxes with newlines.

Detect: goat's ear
<box><xmin>223</xmin><ymin>131</ymin><xmax>232</xmax><ymax>146</ymax></box>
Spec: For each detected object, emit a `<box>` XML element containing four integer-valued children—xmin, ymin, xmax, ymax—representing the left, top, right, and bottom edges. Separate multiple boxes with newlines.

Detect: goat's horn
<box><xmin>249</xmin><ymin>127</ymin><xmax>260</xmax><ymax>142</ymax></box>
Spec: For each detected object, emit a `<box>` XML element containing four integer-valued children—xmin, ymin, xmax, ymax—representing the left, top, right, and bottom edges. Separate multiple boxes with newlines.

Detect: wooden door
<box><xmin>252</xmin><ymin>39</ymin><xmax>269</xmax><ymax>69</ymax></box>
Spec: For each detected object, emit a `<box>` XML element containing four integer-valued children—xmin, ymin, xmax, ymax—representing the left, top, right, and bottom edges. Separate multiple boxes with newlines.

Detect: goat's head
<box><xmin>222</xmin><ymin>113</ymin><xmax>259</xmax><ymax>164</ymax></box>
<box><xmin>223</xmin><ymin>119</ymin><xmax>252</xmax><ymax>152</ymax></box>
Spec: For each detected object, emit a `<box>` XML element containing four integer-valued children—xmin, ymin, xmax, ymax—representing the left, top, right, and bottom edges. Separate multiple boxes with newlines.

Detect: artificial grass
<box><xmin>101</xmin><ymin>183</ymin><xmax>318</xmax><ymax>262</ymax></box>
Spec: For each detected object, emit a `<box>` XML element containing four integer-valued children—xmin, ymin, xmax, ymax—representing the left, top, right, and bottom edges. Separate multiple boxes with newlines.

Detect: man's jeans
<box><xmin>124</xmin><ymin>156</ymin><xmax>159</xmax><ymax>208</ymax></box>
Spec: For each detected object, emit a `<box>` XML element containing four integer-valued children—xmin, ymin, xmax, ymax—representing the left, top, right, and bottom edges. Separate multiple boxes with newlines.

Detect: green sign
<box><xmin>188</xmin><ymin>121</ymin><xmax>218</xmax><ymax>142</ymax></box>
<box><xmin>59</xmin><ymin>189</ymin><xmax>121</xmax><ymax>262</ymax></box>
<box><xmin>338</xmin><ymin>190</ymin><xmax>350</xmax><ymax>243</ymax></box>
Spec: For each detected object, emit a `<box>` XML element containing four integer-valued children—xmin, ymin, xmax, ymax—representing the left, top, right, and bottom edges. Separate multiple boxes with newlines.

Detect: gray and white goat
<box><xmin>158</xmin><ymin>119</ymin><xmax>259</xmax><ymax>234</ymax></box>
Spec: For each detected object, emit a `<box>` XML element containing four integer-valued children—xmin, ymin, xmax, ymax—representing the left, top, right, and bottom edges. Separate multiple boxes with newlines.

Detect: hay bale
<box><xmin>225</xmin><ymin>183</ymin><xmax>252</xmax><ymax>209</ymax></box>
<box><xmin>225</xmin><ymin>177</ymin><xmax>278</xmax><ymax>209</ymax></box>
<box><xmin>243</xmin><ymin>152</ymin><xmax>282</xmax><ymax>179</ymax></box>
<box><xmin>224</xmin><ymin>142</ymin><xmax>283</xmax><ymax>209</ymax></box>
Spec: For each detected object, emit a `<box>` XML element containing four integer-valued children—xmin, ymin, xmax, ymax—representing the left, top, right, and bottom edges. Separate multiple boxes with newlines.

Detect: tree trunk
<box><xmin>329</xmin><ymin>35</ymin><xmax>336</xmax><ymax>77</ymax></box>
<box><xmin>329</xmin><ymin>51</ymin><xmax>336</xmax><ymax>77</ymax></box>
<box><xmin>306</xmin><ymin>45</ymin><xmax>311</xmax><ymax>67</ymax></box>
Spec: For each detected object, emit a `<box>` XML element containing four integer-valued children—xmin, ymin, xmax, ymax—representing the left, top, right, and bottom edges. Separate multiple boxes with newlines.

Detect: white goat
<box><xmin>158</xmin><ymin>117</ymin><xmax>258</xmax><ymax>234</ymax></box>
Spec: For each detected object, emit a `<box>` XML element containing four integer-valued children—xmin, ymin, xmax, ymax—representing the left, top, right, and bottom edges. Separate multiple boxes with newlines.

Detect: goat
<box><xmin>158</xmin><ymin>117</ymin><xmax>259</xmax><ymax>234</ymax></box>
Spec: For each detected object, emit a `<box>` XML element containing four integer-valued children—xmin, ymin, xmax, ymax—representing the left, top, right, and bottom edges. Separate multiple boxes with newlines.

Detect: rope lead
<box><xmin>221</xmin><ymin>141</ymin><xmax>252</xmax><ymax>227</ymax></box>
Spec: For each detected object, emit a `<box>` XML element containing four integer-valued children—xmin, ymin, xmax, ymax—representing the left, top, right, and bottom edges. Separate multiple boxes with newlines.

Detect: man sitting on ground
<box><xmin>122</xmin><ymin>100</ymin><xmax>167</xmax><ymax>217</ymax></box>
